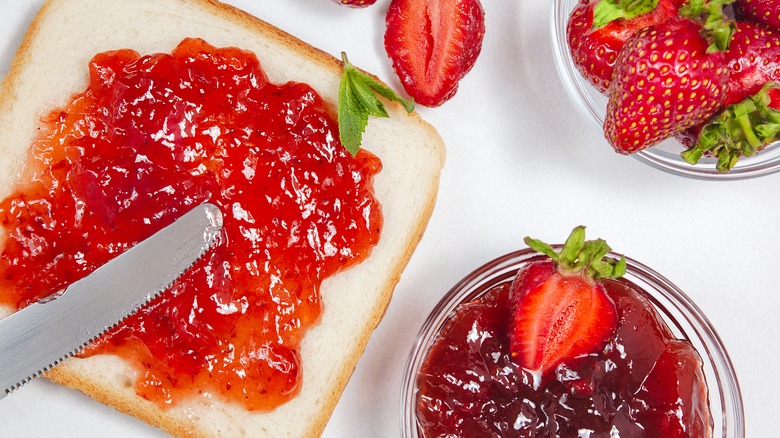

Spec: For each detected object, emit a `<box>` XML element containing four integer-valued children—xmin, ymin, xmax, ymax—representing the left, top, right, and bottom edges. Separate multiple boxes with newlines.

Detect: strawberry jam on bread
<box><xmin>0</xmin><ymin>37</ymin><xmax>385</xmax><ymax>411</ymax></box>
<box><xmin>0</xmin><ymin>0</ymin><xmax>445</xmax><ymax>435</ymax></box>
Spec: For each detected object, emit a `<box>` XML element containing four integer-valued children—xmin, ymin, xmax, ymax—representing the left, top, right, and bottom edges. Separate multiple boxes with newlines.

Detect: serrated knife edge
<box><xmin>0</xmin><ymin>203</ymin><xmax>223</xmax><ymax>398</ymax></box>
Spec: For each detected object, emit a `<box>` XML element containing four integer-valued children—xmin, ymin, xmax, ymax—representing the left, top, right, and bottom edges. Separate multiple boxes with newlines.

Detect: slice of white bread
<box><xmin>0</xmin><ymin>0</ymin><xmax>445</xmax><ymax>436</ymax></box>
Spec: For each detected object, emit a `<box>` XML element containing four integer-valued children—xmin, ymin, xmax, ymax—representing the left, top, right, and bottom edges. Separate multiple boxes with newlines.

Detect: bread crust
<box><xmin>0</xmin><ymin>0</ymin><xmax>444</xmax><ymax>436</ymax></box>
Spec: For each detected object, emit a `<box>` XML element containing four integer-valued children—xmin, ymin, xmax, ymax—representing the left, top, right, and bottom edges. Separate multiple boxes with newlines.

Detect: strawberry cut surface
<box><xmin>509</xmin><ymin>260</ymin><xmax>617</xmax><ymax>376</ymax></box>
<box><xmin>416</xmin><ymin>278</ymin><xmax>713</xmax><ymax>437</ymax></box>
<box><xmin>385</xmin><ymin>0</ymin><xmax>485</xmax><ymax>107</ymax></box>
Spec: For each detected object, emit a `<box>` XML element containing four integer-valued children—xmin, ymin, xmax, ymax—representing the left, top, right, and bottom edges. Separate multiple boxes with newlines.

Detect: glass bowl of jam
<box><xmin>401</xmin><ymin>249</ymin><xmax>744</xmax><ymax>437</ymax></box>
<box><xmin>550</xmin><ymin>0</ymin><xmax>780</xmax><ymax>180</ymax></box>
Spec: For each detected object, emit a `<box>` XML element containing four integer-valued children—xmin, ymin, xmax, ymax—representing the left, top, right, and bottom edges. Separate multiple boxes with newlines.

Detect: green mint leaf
<box><xmin>348</xmin><ymin>70</ymin><xmax>389</xmax><ymax>118</ymax></box>
<box><xmin>338</xmin><ymin>64</ymin><xmax>369</xmax><ymax>156</ymax></box>
<box><xmin>358</xmin><ymin>70</ymin><xmax>415</xmax><ymax>113</ymax></box>
<box><xmin>336</xmin><ymin>52</ymin><xmax>413</xmax><ymax>156</ymax></box>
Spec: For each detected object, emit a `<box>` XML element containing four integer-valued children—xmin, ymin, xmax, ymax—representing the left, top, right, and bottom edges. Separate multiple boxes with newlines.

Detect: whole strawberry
<box><xmin>604</xmin><ymin>1</ymin><xmax>734</xmax><ymax>153</ymax></box>
<box><xmin>676</xmin><ymin>21</ymin><xmax>780</xmax><ymax>170</ymax></box>
<box><xmin>735</xmin><ymin>0</ymin><xmax>780</xmax><ymax>30</ymax></box>
<box><xmin>567</xmin><ymin>0</ymin><xmax>685</xmax><ymax>93</ymax></box>
<box><xmin>332</xmin><ymin>0</ymin><xmax>378</xmax><ymax>7</ymax></box>
<box><xmin>724</xmin><ymin>21</ymin><xmax>780</xmax><ymax>106</ymax></box>
<box><xmin>385</xmin><ymin>0</ymin><xmax>485</xmax><ymax>107</ymax></box>
<box><xmin>509</xmin><ymin>226</ymin><xmax>625</xmax><ymax>377</ymax></box>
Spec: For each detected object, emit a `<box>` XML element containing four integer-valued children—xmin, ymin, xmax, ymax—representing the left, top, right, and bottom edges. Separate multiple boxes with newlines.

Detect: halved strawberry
<box><xmin>384</xmin><ymin>0</ymin><xmax>485</xmax><ymax>107</ymax></box>
<box><xmin>509</xmin><ymin>226</ymin><xmax>625</xmax><ymax>377</ymax></box>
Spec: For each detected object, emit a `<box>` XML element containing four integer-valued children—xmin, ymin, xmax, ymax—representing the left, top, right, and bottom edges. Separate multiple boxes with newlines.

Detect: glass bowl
<box><xmin>550</xmin><ymin>0</ymin><xmax>780</xmax><ymax>180</ymax></box>
<box><xmin>401</xmin><ymin>249</ymin><xmax>744</xmax><ymax>437</ymax></box>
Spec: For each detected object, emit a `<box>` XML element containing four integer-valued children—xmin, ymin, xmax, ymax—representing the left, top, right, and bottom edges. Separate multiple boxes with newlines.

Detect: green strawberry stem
<box><xmin>524</xmin><ymin>226</ymin><xmax>626</xmax><ymax>281</ymax></box>
<box><xmin>679</xmin><ymin>0</ymin><xmax>735</xmax><ymax>52</ymax></box>
<box><xmin>681</xmin><ymin>82</ymin><xmax>780</xmax><ymax>172</ymax></box>
<box><xmin>592</xmin><ymin>0</ymin><xmax>660</xmax><ymax>29</ymax></box>
<box><xmin>735</xmin><ymin>111</ymin><xmax>762</xmax><ymax>149</ymax></box>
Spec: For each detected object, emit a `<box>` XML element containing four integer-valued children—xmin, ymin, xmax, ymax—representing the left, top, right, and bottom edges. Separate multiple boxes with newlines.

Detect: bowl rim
<box><xmin>400</xmin><ymin>248</ymin><xmax>745</xmax><ymax>438</ymax></box>
<box><xmin>549</xmin><ymin>0</ymin><xmax>780</xmax><ymax>180</ymax></box>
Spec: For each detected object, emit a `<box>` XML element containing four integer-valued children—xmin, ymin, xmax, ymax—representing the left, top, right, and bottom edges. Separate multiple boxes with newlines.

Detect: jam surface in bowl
<box><xmin>0</xmin><ymin>38</ymin><xmax>382</xmax><ymax>410</ymax></box>
<box><xmin>416</xmin><ymin>278</ymin><xmax>712</xmax><ymax>437</ymax></box>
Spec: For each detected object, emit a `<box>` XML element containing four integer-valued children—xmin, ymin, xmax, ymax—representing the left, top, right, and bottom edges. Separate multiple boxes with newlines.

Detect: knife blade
<box><xmin>0</xmin><ymin>202</ymin><xmax>223</xmax><ymax>398</ymax></box>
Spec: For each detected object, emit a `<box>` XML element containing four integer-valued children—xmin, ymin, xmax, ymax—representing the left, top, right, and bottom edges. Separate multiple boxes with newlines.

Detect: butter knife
<box><xmin>0</xmin><ymin>202</ymin><xmax>223</xmax><ymax>398</ymax></box>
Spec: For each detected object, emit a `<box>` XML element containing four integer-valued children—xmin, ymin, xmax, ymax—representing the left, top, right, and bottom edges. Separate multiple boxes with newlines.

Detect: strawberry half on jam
<box><xmin>509</xmin><ymin>226</ymin><xmax>623</xmax><ymax>378</ymax></box>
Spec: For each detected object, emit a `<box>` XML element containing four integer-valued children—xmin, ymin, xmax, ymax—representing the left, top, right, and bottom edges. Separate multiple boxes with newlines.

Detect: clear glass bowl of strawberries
<box><xmin>552</xmin><ymin>0</ymin><xmax>780</xmax><ymax>179</ymax></box>
<box><xmin>401</xmin><ymin>227</ymin><xmax>743</xmax><ymax>437</ymax></box>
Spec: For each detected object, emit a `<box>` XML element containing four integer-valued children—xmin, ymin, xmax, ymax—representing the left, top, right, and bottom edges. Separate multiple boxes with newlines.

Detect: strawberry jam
<box><xmin>416</xmin><ymin>279</ymin><xmax>712</xmax><ymax>437</ymax></box>
<box><xmin>0</xmin><ymin>38</ymin><xmax>382</xmax><ymax>410</ymax></box>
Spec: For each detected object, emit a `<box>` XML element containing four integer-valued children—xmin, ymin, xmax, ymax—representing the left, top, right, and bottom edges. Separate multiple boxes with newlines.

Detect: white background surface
<box><xmin>0</xmin><ymin>0</ymin><xmax>776</xmax><ymax>436</ymax></box>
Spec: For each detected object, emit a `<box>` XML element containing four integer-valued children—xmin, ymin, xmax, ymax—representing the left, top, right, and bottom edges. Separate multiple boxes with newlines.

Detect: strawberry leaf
<box><xmin>524</xmin><ymin>237</ymin><xmax>560</xmax><ymax>261</ymax></box>
<box><xmin>589</xmin><ymin>240</ymin><xmax>627</xmax><ymax>280</ymax></box>
<box><xmin>592</xmin><ymin>0</ymin><xmax>660</xmax><ymax>29</ymax></box>
<box><xmin>682</xmin><ymin>82</ymin><xmax>780</xmax><ymax>172</ymax></box>
<box><xmin>524</xmin><ymin>227</ymin><xmax>625</xmax><ymax>281</ymax></box>
<box><xmin>680</xmin><ymin>0</ymin><xmax>735</xmax><ymax>52</ymax></box>
<box><xmin>337</xmin><ymin>52</ymin><xmax>414</xmax><ymax>156</ymax></box>
<box><xmin>559</xmin><ymin>225</ymin><xmax>587</xmax><ymax>267</ymax></box>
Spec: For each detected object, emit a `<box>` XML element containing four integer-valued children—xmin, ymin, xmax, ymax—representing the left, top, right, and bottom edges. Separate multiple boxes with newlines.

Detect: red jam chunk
<box><xmin>0</xmin><ymin>38</ymin><xmax>382</xmax><ymax>410</ymax></box>
<box><xmin>416</xmin><ymin>279</ymin><xmax>712</xmax><ymax>437</ymax></box>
